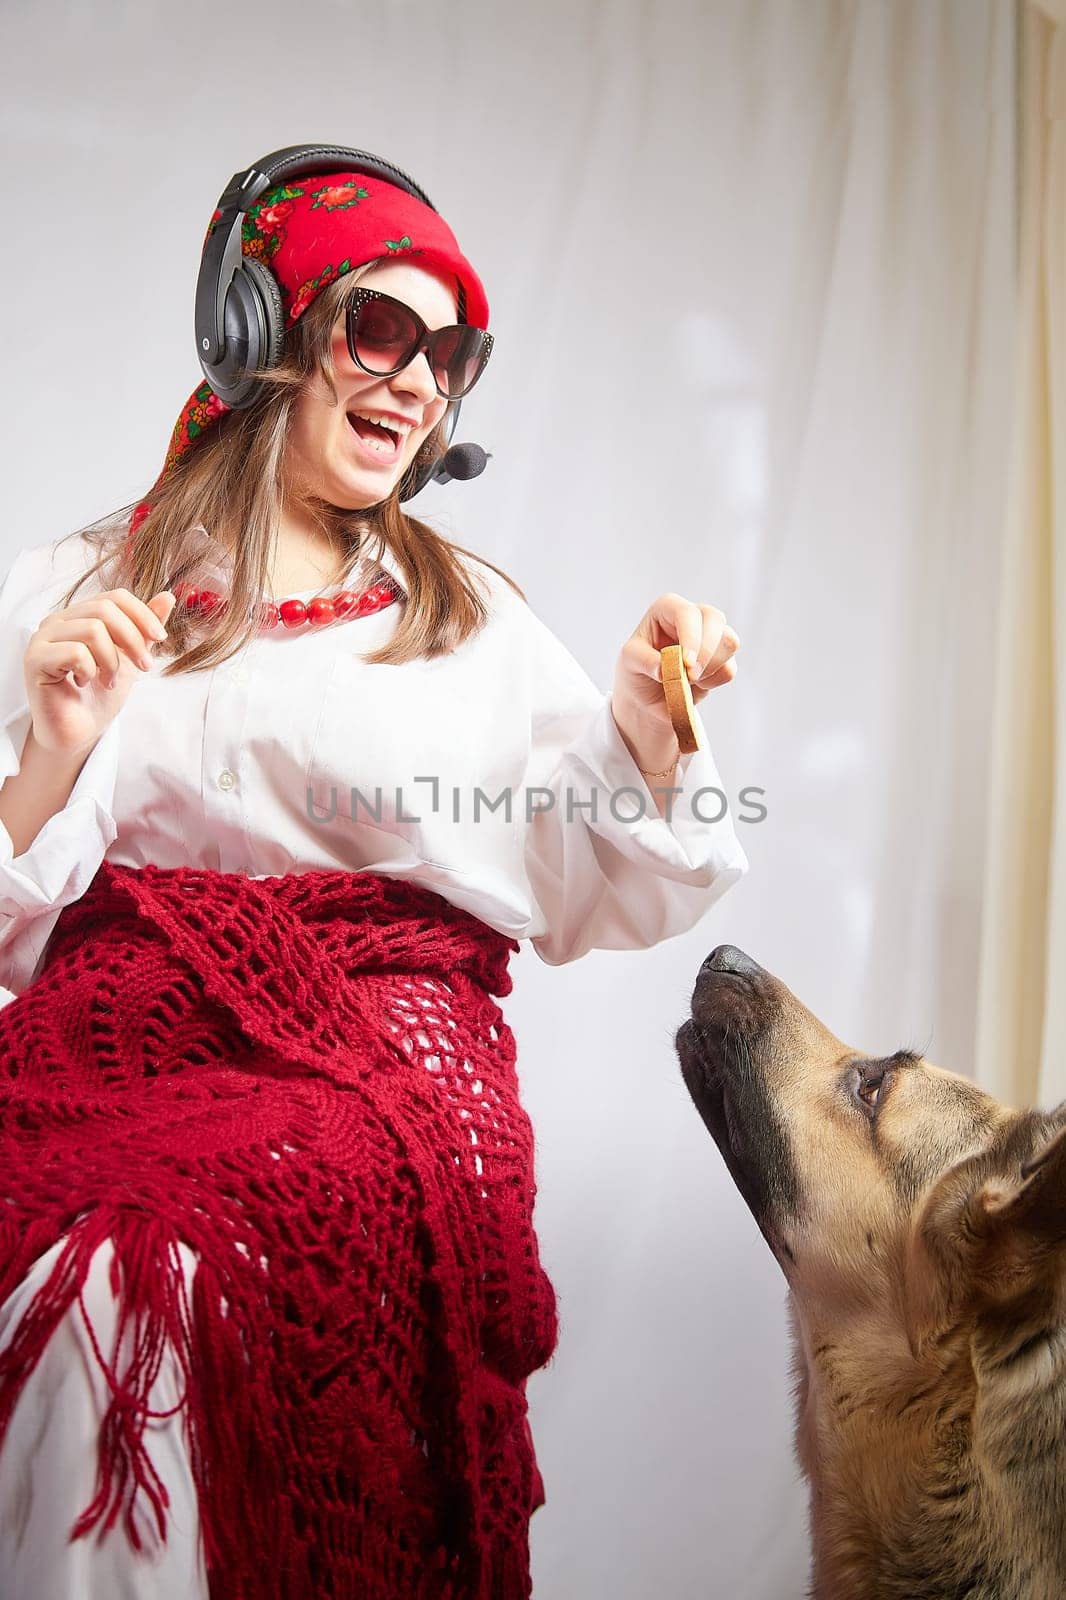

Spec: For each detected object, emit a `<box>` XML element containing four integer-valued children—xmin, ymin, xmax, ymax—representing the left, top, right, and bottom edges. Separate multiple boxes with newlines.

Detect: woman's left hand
<box><xmin>611</xmin><ymin>593</ymin><xmax>740</xmax><ymax>731</ymax></box>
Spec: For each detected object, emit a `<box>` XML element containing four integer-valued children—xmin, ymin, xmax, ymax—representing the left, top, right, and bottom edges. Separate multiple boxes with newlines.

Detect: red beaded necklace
<box><xmin>171</xmin><ymin>575</ymin><xmax>401</xmax><ymax>633</ymax></box>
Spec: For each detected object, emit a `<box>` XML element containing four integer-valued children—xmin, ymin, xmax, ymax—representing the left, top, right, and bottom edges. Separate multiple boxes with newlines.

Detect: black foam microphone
<box><xmin>431</xmin><ymin>442</ymin><xmax>492</xmax><ymax>485</ymax></box>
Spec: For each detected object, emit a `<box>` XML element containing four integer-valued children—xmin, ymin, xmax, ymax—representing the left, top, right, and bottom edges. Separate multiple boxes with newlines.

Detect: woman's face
<box><xmin>284</xmin><ymin>260</ymin><xmax>460</xmax><ymax>511</ymax></box>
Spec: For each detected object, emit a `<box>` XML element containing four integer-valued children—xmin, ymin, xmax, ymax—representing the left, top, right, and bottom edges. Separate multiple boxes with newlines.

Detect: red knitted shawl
<box><xmin>0</xmin><ymin>861</ymin><xmax>559</xmax><ymax>1598</ymax></box>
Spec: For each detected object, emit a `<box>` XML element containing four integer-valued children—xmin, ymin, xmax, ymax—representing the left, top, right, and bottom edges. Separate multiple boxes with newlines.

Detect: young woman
<box><xmin>0</xmin><ymin>153</ymin><xmax>747</xmax><ymax>1599</ymax></box>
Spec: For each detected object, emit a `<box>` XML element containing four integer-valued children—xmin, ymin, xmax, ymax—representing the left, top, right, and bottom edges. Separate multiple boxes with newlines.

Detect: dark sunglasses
<box><xmin>344</xmin><ymin>287</ymin><xmax>494</xmax><ymax>400</ymax></box>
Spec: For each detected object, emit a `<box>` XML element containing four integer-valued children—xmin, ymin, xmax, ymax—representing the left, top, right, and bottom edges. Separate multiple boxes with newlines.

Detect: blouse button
<box><xmin>217</xmin><ymin>769</ymin><xmax>236</xmax><ymax>791</ymax></box>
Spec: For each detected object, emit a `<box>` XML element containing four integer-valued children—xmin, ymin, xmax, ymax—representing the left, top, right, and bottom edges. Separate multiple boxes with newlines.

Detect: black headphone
<box><xmin>194</xmin><ymin>143</ymin><xmax>490</xmax><ymax>502</ymax></box>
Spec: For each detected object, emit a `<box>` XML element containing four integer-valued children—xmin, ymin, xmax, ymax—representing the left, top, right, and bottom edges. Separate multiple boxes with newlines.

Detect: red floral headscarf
<box><xmin>128</xmin><ymin>171</ymin><xmax>489</xmax><ymax>542</ymax></box>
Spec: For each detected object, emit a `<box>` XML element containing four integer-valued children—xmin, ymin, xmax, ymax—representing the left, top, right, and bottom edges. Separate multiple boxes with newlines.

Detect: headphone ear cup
<box><xmin>241</xmin><ymin>257</ymin><xmax>286</xmax><ymax>369</ymax></box>
<box><xmin>201</xmin><ymin>258</ymin><xmax>286</xmax><ymax>409</ymax></box>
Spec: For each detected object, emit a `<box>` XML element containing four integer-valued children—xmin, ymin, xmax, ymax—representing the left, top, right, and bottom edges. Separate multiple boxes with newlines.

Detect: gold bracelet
<box><xmin>637</xmin><ymin>746</ymin><xmax>681</xmax><ymax>780</ymax></box>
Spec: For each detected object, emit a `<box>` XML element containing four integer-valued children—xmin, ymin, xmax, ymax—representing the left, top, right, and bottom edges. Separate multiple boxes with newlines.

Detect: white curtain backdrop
<box><xmin>975</xmin><ymin>0</ymin><xmax>1065</xmax><ymax>1113</ymax></box>
<box><xmin>0</xmin><ymin>2</ymin><xmax>1016</xmax><ymax>1596</ymax></box>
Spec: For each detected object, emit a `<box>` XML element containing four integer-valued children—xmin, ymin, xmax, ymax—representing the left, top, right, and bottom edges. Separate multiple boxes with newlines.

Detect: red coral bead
<box><xmin>278</xmin><ymin>599</ymin><xmax>308</xmax><ymax>629</ymax></box>
<box><xmin>129</xmin><ymin>502</ymin><xmax>152</xmax><ymax>536</ymax></box>
<box><xmin>307</xmin><ymin>597</ymin><xmax>337</xmax><ymax>626</ymax></box>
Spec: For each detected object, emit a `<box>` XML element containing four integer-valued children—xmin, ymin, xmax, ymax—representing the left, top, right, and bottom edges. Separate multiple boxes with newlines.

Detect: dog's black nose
<box><xmin>701</xmin><ymin>944</ymin><xmax>762</xmax><ymax>978</ymax></box>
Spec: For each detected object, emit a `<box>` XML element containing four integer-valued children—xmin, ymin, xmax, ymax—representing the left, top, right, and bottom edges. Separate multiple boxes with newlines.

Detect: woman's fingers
<box><xmin>696</xmin><ymin>657</ymin><xmax>739</xmax><ymax>690</ymax></box>
<box><xmin>626</xmin><ymin>636</ymin><xmax>668</xmax><ymax>682</ymax></box>
<box><xmin>688</xmin><ymin>606</ymin><xmax>739</xmax><ymax>681</ymax></box>
<box><xmin>79</xmin><ymin>589</ymin><xmax>171</xmax><ymax>651</ymax></box>
<box><xmin>692</xmin><ymin>634</ymin><xmax>739</xmax><ymax>680</ymax></box>
<box><xmin>33</xmin><ymin>616</ymin><xmax>145</xmax><ymax>688</ymax></box>
<box><xmin>32</xmin><ymin>631</ymin><xmax>157</xmax><ymax>690</ymax></box>
<box><xmin>33</xmin><ymin>590</ymin><xmax>172</xmax><ymax>687</ymax></box>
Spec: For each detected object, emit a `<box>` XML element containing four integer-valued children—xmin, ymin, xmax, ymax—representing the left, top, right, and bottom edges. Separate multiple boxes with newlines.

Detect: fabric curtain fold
<box><xmin>975</xmin><ymin>0</ymin><xmax>1066</xmax><ymax>1109</ymax></box>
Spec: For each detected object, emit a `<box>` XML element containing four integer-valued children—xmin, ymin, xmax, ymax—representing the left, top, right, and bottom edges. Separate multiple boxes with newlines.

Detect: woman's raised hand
<box><xmin>24</xmin><ymin>588</ymin><xmax>176</xmax><ymax>757</ymax></box>
<box><xmin>612</xmin><ymin>592</ymin><xmax>740</xmax><ymax>732</ymax></box>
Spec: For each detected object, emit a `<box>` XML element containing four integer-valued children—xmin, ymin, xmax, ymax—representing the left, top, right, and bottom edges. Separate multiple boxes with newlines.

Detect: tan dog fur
<box><xmin>675</xmin><ymin>944</ymin><xmax>1066</xmax><ymax>1600</ymax></box>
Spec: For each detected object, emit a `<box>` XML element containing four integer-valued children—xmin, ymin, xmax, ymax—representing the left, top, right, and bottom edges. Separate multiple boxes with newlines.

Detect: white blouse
<box><xmin>0</xmin><ymin>531</ymin><xmax>749</xmax><ymax>1002</ymax></box>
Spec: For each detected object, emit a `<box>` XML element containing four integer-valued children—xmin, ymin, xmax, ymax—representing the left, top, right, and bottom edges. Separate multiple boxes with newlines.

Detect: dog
<box><xmin>675</xmin><ymin>943</ymin><xmax>1066</xmax><ymax>1600</ymax></box>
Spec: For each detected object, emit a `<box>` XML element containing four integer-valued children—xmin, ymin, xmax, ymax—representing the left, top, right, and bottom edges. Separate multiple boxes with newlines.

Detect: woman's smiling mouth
<box><xmin>346</xmin><ymin>409</ymin><xmax>408</xmax><ymax>462</ymax></box>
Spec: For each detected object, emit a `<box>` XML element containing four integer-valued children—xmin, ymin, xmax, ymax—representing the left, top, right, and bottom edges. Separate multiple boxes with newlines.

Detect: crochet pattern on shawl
<box><xmin>0</xmin><ymin>861</ymin><xmax>559</xmax><ymax>1598</ymax></box>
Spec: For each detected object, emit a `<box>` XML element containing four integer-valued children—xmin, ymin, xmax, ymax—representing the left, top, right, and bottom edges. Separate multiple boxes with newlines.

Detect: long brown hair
<box><xmin>55</xmin><ymin>259</ymin><xmax>525</xmax><ymax>676</ymax></box>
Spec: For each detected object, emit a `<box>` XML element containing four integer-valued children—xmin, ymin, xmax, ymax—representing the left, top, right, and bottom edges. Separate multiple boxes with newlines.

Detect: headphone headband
<box><xmin>217</xmin><ymin>145</ymin><xmax>436</xmax><ymax>210</ymax></box>
<box><xmin>197</xmin><ymin>146</ymin><xmax>438</xmax><ymax>367</ymax></box>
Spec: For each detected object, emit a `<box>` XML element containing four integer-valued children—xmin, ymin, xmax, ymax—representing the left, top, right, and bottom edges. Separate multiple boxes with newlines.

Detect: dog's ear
<box><xmin>902</xmin><ymin>1148</ymin><xmax>991</xmax><ymax>1360</ymax></box>
<box><xmin>903</xmin><ymin>1115</ymin><xmax>1066</xmax><ymax>1358</ymax></box>
<box><xmin>969</xmin><ymin>1116</ymin><xmax>1066</xmax><ymax>1272</ymax></box>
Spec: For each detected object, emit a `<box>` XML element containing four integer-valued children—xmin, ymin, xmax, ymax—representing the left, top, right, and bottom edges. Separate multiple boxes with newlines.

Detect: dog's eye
<box><xmin>855</xmin><ymin>1062</ymin><xmax>889</xmax><ymax>1115</ymax></box>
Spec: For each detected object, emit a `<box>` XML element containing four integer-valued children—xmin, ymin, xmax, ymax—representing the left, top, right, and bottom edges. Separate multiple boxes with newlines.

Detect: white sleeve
<box><xmin>0</xmin><ymin>549</ymin><xmax>122</xmax><ymax>1005</ymax></box>
<box><xmin>519</xmin><ymin>603</ymin><xmax>750</xmax><ymax>967</ymax></box>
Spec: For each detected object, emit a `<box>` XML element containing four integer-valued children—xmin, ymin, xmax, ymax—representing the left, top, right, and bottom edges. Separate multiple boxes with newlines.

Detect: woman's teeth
<box><xmin>354</xmin><ymin>409</ymin><xmax>411</xmax><ymax>438</ymax></box>
<box><xmin>360</xmin><ymin>431</ymin><xmax>395</xmax><ymax>455</ymax></box>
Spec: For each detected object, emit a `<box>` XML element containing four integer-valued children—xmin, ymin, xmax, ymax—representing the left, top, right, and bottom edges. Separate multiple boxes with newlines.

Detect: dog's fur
<box><xmin>675</xmin><ymin>944</ymin><xmax>1066</xmax><ymax>1600</ymax></box>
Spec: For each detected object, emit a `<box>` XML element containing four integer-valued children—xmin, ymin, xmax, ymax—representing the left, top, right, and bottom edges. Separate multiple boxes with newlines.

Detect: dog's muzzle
<box><xmin>675</xmin><ymin>944</ymin><xmax>801</xmax><ymax>1255</ymax></box>
<box><xmin>699</xmin><ymin>944</ymin><xmax>764</xmax><ymax>980</ymax></box>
